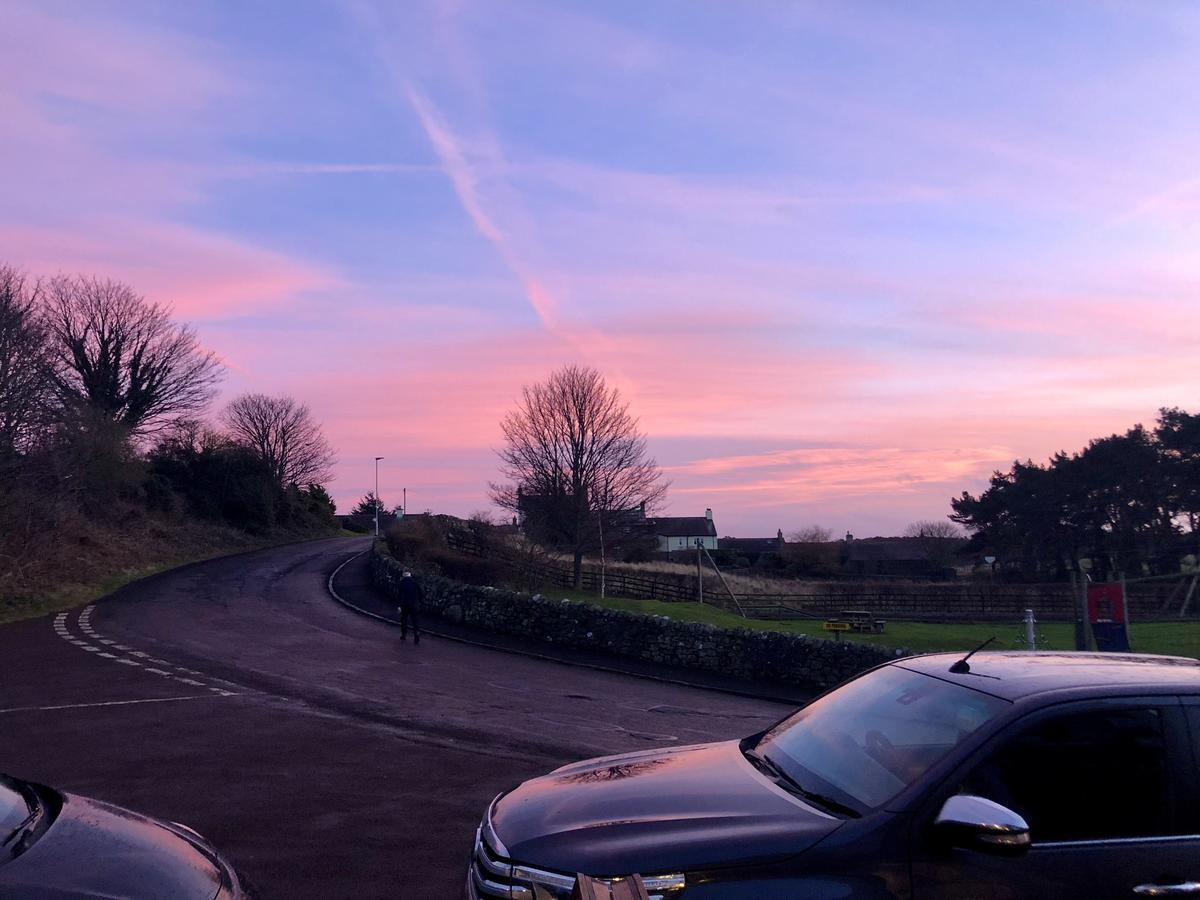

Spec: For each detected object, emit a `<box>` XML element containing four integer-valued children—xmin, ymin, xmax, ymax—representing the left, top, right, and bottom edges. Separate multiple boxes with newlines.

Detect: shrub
<box><xmin>425</xmin><ymin>548</ymin><xmax>507</xmax><ymax>586</ymax></box>
<box><xmin>384</xmin><ymin>516</ymin><xmax>445</xmax><ymax>566</ymax></box>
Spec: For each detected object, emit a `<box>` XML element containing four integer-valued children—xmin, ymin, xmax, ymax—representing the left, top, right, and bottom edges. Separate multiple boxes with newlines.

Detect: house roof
<box><xmin>843</xmin><ymin>537</ymin><xmax>963</xmax><ymax>562</ymax></box>
<box><xmin>721</xmin><ymin>536</ymin><xmax>783</xmax><ymax>554</ymax></box>
<box><xmin>647</xmin><ymin>516</ymin><xmax>717</xmax><ymax>537</ymax></box>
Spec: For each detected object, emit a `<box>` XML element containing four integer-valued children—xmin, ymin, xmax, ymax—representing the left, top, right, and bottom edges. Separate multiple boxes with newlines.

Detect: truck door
<box><xmin>910</xmin><ymin>698</ymin><xmax>1198</xmax><ymax>900</ymax></box>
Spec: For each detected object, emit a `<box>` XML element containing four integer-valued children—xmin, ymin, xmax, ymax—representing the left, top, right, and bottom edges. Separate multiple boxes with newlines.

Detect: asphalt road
<box><xmin>0</xmin><ymin>538</ymin><xmax>792</xmax><ymax>898</ymax></box>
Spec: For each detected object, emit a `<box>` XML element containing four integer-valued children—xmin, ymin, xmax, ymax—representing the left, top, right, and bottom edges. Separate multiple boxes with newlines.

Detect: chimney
<box><xmin>777</xmin><ymin>529</ymin><xmax>783</xmax><ymax>541</ymax></box>
<box><xmin>705</xmin><ymin>508</ymin><xmax>713</xmax><ymax>521</ymax></box>
<box><xmin>640</xmin><ymin>500</ymin><xmax>646</xmax><ymax>518</ymax></box>
<box><xmin>845</xmin><ymin>531</ymin><xmax>854</xmax><ymax>542</ymax></box>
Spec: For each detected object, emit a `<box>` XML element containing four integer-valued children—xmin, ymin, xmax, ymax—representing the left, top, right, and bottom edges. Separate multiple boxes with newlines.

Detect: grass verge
<box><xmin>534</xmin><ymin>585</ymin><xmax>1200</xmax><ymax>658</ymax></box>
<box><xmin>1</xmin><ymin>526</ymin><xmax>356</xmax><ymax>625</ymax></box>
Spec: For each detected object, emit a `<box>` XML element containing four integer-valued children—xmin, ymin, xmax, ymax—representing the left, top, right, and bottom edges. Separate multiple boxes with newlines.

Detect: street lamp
<box><xmin>374</xmin><ymin>457</ymin><xmax>384</xmax><ymax>538</ymax></box>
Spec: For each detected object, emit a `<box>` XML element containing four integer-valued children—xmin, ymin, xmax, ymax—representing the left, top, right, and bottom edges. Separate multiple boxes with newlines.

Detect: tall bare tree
<box><xmin>43</xmin><ymin>275</ymin><xmax>223</xmax><ymax>434</ymax></box>
<box><xmin>491</xmin><ymin>365</ymin><xmax>668</xmax><ymax>588</ymax></box>
<box><xmin>0</xmin><ymin>265</ymin><xmax>53</xmax><ymax>455</ymax></box>
<box><xmin>222</xmin><ymin>393</ymin><xmax>336</xmax><ymax>489</ymax></box>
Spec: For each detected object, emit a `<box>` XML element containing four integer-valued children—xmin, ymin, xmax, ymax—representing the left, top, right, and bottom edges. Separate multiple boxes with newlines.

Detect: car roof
<box><xmin>894</xmin><ymin>651</ymin><xmax>1200</xmax><ymax>701</ymax></box>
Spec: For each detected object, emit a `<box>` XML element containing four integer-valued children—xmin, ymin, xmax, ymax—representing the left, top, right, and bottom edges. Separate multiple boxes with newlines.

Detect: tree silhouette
<box><xmin>491</xmin><ymin>365</ymin><xmax>667</xmax><ymax>588</ymax></box>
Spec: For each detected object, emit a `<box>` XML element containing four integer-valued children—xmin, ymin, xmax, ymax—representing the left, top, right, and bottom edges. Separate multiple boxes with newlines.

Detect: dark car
<box><xmin>467</xmin><ymin>651</ymin><xmax>1200</xmax><ymax>899</ymax></box>
<box><xmin>0</xmin><ymin>772</ymin><xmax>242</xmax><ymax>898</ymax></box>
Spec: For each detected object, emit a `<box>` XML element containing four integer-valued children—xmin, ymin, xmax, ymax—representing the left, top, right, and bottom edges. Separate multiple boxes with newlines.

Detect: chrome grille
<box><xmin>466</xmin><ymin>818</ymin><xmax>683</xmax><ymax>900</ymax></box>
<box><xmin>468</xmin><ymin>825</ymin><xmax>573</xmax><ymax>899</ymax></box>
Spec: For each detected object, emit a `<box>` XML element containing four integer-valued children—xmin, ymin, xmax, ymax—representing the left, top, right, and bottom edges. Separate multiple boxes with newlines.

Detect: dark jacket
<box><xmin>398</xmin><ymin>576</ymin><xmax>424</xmax><ymax>610</ymax></box>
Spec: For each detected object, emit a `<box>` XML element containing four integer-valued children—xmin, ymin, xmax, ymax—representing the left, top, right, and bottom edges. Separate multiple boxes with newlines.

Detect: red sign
<box><xmin>1087</xmin><ymin>583</ymin><xmax>1126</xmax><ymax>624</ymax></box>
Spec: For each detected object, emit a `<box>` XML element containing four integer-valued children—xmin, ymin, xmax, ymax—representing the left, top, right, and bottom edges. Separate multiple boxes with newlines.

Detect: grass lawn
<box><xmin>535</xmin><ymin>586</ymin><xmax>1200</xmax><ymax>659</ymax></box>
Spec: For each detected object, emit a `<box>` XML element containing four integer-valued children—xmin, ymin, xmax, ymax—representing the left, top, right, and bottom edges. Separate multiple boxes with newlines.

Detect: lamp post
<box><xmin>374</xmin><ymin>457</ymin><xmax>384</xmax><ymax>538</ymax></box>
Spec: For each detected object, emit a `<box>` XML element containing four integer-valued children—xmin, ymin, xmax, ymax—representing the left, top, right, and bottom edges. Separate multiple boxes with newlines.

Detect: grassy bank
<box><xmin>536</xmin><ymin>586</ymin><xmax>1200</xmax><ymax>658</ymax></box>
<box><xmin>0</xmin><ymin>519</ymin><xmax>349</xmax><ymax>625</ymax></box>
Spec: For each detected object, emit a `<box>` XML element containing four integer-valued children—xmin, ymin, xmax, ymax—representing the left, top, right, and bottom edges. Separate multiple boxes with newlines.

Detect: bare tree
<box><xmin>788</xmin><ymin>524</ymin><xmax>833</xmax><ymax>543</ymax></box>
<box><xmin>0</xmin><ymin>265</ymin><xmax>53</xmax><ymax>454</ymax></box>
<box><xmin>222</xmin><ymin>393</ymin><xmax>336</xmax><ymax>489</ymax></box>
<box><xmin>904</xmin><ymin>519</ymin><xmax>965</xmax><ymax>572</ymax></box>
<box><xmin>783</xmin><ymin>524</ymin><xmax>840</xmax><ymax>575</ymax></box>
<box><xmin>491</xmin><ymin>365</ymin><xmax>668</xmax><ymax>588</ymax></box>
<box><xmin>43</xmin><ymin>275</ymin><xmax>223</xmax><ymax>434</ymax></box>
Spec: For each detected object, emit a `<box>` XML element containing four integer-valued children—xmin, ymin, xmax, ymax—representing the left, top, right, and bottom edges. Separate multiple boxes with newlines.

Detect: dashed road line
<box><xmin>50</xmin><ymin>606</ymin><xmax>244</xmax><ymax>697</ymax></box>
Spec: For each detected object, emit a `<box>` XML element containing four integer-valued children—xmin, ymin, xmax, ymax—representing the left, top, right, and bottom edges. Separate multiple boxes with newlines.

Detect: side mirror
<box><xmin>934</xmin><ymin>794</ymin><xmax>1030</xmax><ymax>857</ymax></box>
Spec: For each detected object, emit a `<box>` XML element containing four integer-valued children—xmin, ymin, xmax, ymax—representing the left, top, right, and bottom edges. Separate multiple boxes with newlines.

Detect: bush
<box><xmin>384</xmin><ymin>517</ymin><xmax>445</xmax><ymax>566</ymax></box>
<box><xmin>425</xmin><ymin>549</ymin><xmax>507</xmax><ymax>586</ymax></box>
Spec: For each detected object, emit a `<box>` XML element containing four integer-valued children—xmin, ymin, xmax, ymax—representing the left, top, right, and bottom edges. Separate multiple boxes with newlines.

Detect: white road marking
<box><xmin>48</xmin><ymin>605</ymin><xmax>246</xmax><ymax>697</ymax></box>
<box><xmin>0</xmin><ymin>694</ymin><xmax>238</xmax><ymax>715</ymax></box>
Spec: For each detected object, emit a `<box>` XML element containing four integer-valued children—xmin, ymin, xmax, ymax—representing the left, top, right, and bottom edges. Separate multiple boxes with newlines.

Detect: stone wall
<box><xmin>371</xmin><ymin>543</ymin><xmax>908</xmax><ymax>690</ymax></box>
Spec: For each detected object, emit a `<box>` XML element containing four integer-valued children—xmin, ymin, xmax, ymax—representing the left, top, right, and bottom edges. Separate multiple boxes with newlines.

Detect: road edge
<box><xmin>326</xmin><ymin>550</ymin><xmax>806</xmax><ymax>705</ymax></box>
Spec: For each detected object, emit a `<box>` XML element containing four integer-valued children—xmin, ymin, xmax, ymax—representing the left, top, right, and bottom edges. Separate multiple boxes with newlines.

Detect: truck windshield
<box><xmin>756</xmin><ymin>666</ymin><xmax>1008</xmax><ymax>811</ymax></box>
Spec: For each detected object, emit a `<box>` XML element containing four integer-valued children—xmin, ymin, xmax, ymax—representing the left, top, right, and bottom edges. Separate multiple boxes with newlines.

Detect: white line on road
<box><xmin>0</xmin><ymin>694</ymin><xmax>239</xmax><ymax>715</ymax></box>
<box><xmin>48</xmin><ymin>605</ymin><xmax>247</xmax><ymax>698</ymax></box>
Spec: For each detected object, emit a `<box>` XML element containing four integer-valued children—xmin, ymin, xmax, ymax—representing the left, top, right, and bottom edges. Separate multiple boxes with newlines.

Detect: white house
<box><xmin>647</xmin><ymin>508</ymin><xmax>718</xmax><ymax>553</ymax></box>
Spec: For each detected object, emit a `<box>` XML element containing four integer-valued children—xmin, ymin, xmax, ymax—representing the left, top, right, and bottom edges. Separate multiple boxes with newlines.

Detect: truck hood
<box><xmin>491</xmin><ymin>740</ymin><xmax>842</xmax><ymax>876</ymax></box>
<box><xmin>0</xmin><ymin>791</ymin><xmax>226</xmax><ymax>899</ymax></box>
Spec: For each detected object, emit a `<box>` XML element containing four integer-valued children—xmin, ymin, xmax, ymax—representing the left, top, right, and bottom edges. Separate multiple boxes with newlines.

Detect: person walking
<box><xmin>397</xmin><ymin>570</ymin><xmax>423</xmax><ymax>645</ymax></box>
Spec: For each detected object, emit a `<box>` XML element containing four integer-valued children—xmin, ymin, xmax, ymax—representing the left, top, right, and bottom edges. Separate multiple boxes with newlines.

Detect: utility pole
<box><xmin>597</xmin><ymin>511</ymin><xmax>607</xmax><ymax>599</ymax></box>
<box><xmin>696</xmin><ymin>539</ymin><xmax>704</xmax><ymax>604</ymax></box>
<box><xmin>374</xmin><ymin>457</ymin><xmax>384</xmax><ymax>538</ymax></box>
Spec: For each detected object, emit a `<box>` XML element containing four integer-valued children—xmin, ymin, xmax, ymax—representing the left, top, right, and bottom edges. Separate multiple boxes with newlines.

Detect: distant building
<box><xmin>720</xmin><ymin>529</ymin><xmax>785</xmax><ymax>557</ymax></box>
<box><xmin>840</xmin><ymin>536</ymin><xmax>962</xmax><ymax>578</ymax></box>
<box><xmin>647</xmin><ymin>508</ymin><xmax>718</xmax><ymax>552</ymax></box>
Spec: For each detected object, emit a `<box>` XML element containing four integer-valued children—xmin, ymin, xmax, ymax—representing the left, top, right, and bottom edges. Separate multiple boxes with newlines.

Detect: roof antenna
<box><xmin>949</xmin><ymin>637</ymin><xmax>996</xmax><ymax>674</ymax></box>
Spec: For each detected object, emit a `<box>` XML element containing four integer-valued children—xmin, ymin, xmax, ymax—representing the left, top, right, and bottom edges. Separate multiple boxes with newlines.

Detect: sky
<box><xmin>3</xmin><ymin>1</ymin><xmax>1200</xmax><ymax>537</ymax></box>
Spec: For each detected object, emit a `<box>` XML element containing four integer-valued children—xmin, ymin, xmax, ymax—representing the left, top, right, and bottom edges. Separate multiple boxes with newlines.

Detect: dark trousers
<box><xmin>400</xmin><ymin>607</ymin><xmax>420</xmax><ymax>642</ymax></box>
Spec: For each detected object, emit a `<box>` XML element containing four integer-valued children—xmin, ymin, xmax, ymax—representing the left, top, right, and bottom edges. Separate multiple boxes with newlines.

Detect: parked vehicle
<box><xmin>0</xmin><ymin>773</ymin><xmax>243</xmax><ymax>898</ymax></box>
<box><xmin>467</xmin><ymin>652</ymin><xmax>1200</xmax><ymax>899</ymax></box>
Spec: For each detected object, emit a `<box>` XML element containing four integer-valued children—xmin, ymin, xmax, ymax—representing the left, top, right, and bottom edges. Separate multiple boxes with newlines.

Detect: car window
<box><xmin>960</xmin><ymin>707</ymin><xmax>1172</xmax><ymax>842</ymax></box>
<box><xmin>757</xmin><ymin>666</ymin><xmax>1009</xmax><ymax>810</ymax></box>
<box><xmin>0</xmin><ymin>777</ymin><xmax>29</xmax><ymax>831</ymax></box>
<box><xmin>1181</xmin><ymin>705</ymin><xmax>1200</xmax><ymax>834</ymax></box>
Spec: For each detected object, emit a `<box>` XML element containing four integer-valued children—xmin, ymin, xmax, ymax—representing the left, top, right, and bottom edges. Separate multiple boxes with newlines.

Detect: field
<box><xmin>537</xmin><ymin>586</ymin><xmax>1200</xmax><ymax>659</ymax></box>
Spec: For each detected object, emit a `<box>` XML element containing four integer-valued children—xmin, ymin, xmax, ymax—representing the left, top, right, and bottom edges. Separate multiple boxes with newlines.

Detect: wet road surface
<box><xmin>0</xmin><ymin>538</ymin><xmax>792</xmax><ymax>898</ymax></box>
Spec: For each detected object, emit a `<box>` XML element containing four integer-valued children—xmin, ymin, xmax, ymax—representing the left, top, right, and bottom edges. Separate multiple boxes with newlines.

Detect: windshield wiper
<box><xmin>743</xmin><ymin>748</ymin><xmax>861</xmax><ymax>819</ymax></box>
<box><xmin>2</xmin><ymin>792</ymin><xmax>42</xmax><ymax>851</ymax></box>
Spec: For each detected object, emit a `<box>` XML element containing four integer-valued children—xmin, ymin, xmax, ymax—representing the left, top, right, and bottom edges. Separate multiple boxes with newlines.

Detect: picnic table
<box><xmin>823</xmin><ymin>609</ymin><xmax>886</xmax><ymax>634</ymax></box>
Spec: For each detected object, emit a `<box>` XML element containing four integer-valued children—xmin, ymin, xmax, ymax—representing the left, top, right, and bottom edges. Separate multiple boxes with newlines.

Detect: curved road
<box><xmin>0</xmin><ymin>538</ymin><xmax>791</xmax><ymax>898</ymax></box>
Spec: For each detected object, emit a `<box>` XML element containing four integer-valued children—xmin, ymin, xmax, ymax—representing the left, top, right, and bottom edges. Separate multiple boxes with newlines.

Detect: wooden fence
<box><xmin>443</xmin><ymin>529</ymin><xmax>1199</xmax><ymax>623</ymax></box>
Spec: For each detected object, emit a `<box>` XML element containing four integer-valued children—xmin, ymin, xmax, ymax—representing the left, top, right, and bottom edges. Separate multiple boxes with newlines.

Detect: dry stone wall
<box><xmin>370</xmin><ymin>543</ymin><xmax>908</xmax><ymax>690</ymax></box>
